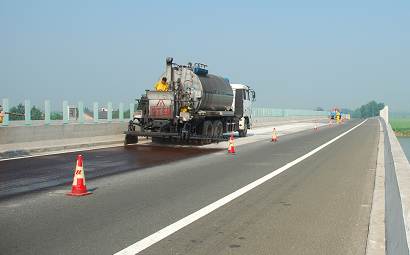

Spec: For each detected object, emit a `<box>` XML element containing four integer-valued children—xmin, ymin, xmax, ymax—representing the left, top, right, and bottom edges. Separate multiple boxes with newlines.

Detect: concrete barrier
<box><xmin>0</xmin><ymin>122</ymin><xmax>128</xmax><ymax>159</ymax></box>
<box><xmin>384</xmin><ymin>119</ymin><xmax>410</xmax><ymax>254</ymax></box>
<box><xmin>380</xmin><ymin>106</ymin><xmax>389</xmax><ymax>124</ymax></box>
<box><xmin>0</xmin><ymin>116</ymin><xmax>326</xmax><ymax>159</ymax></box>
<box><xmin>0</xmin><ymin>122</ymin><xmax>127</xmax><ymax>144</ymax></box>
<box><xmin>367</xmin><ymin>117</ymin><xmax>410</xmax><ymax>255</ymax></box>
<box><xmin>373</xmin><ymin>105</ymin><xmax>410</xmax><ymax>254</ymax></box>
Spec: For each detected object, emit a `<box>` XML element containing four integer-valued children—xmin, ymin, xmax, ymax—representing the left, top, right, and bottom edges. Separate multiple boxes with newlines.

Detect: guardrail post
<box><xmin>78</xmin><ymin>101</ymin><xmax>84</xmax><ymax>124</ymax></box>
<box><xmin>2</xmin><ymin>98</ymin><xmax>9</xmax><ymax>126</ymax></box>
<box><xmin>44</xmin><ymin>100</ymin><xmax>50</xmax><ymax>125</ymax></box>
<box><xmin>25</xmin><ymin>99</ymin><xmax>31</xmax><ymax>125</ymax></box>
<box><xmin>63</xmin><ymin>100</ymin><xmax>69</xmax><ymax>124</ymax></box>
<box><xmin>119</xmin><ymin>102</ymin><xmax>124</xmax><ymax>121</ymax></box>
<box><xmin>93</xmin><ymin>102</ymin><xmax>99</xmax><ymax>123</ymax></box>
<box><xmin>129</xmin><ymin>103</ymin><xmax>134</xmax><ymax>120</ymax></box>
<box><xmin>107</xmin><ymin>102</ymin><xmax>112</xmax><ymax>122</ymax></box>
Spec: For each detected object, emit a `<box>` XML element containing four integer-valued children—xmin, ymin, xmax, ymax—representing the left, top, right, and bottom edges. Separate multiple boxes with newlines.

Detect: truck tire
<box><xmin>124</xmin><ymin>134</ymin><xmax>138</xmax><ymax>145</ymax></box>
<box><xmin>238</xmin><ymin>120</ymin><xmax>248</xmax><ymax>137</ymax></box>
<box><xmin>202</xmin><ymin>121</ymin><xmax>213</xmax><ymax>143</ymax></box>
<box><xmin>212</xmin><ymin>120</ymin><xmax>223</xmax><ymax>138</ymax></box>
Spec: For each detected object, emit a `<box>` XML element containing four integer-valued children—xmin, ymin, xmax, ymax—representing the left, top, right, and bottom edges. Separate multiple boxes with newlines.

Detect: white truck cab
<box><xmin>230</xmin><ymin>83</ymin><xmax>256</xmax><ymax>136</ymax></box>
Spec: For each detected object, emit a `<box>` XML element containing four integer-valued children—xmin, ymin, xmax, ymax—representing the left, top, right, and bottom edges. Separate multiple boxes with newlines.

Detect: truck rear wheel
<box><xmin>202</xmin><ymin>121</ymin><xmax>213</xmax><ymax>143</ymax></box>
<box><xmin>212</xmin><ymin>120</ymin><xmax>223</xmax><ymax>139</ymax></box>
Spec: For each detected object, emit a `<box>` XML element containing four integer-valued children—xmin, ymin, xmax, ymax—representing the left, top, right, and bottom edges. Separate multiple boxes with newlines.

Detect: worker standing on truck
<box><xmin>154</xmin><ymin>77</ymin><xmax>169</xmax><ymax>91</ymax></box>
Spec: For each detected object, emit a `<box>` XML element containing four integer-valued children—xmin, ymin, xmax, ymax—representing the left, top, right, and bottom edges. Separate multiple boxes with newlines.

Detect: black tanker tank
<box><xmin>159</xmin><ymin>61</ymin><xmax>234</xmax><ymax>112</ymax></box>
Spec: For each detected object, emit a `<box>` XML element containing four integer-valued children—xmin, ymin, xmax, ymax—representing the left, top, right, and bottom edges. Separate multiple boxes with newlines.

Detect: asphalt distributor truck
<box><xmin>124</xmin><ymin>57</ymin><xmax>255</xmax><ymax>145</ymax></box>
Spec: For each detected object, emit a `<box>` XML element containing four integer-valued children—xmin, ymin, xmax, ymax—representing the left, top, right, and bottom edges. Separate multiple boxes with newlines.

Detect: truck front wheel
<box><xmin>124</xmin><ymin>134</ymin><xmax>138</xmax><ymax>145</ymax></box>
<box><xmin>238</xmin><ymin>120</ymin><xmax>248</xmax><ymax>137</ymax></box>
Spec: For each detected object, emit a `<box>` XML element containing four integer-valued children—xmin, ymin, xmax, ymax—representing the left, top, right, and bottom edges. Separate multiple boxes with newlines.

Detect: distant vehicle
<box><xmin>124</xmin><ymin>57</ymin><xmax>256</xmax><ymax>145</ymax></box>
<box><xmin>330</xmin><ymin>108</ymin><xmax>340</xmax><ymax>120</ymax></box>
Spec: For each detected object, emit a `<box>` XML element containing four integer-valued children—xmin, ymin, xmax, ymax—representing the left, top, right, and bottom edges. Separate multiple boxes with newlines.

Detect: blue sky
<box><xmin>1</xmin><ymin>0</ymin><xmax>409</xmax><ymax>112</ymax></box>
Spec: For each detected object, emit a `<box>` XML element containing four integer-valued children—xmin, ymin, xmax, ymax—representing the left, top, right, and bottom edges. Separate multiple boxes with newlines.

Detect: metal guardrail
<box><xmin>1</xmin><ymin>98</ymin><xmax>134</xmax><ymax>126</ymax></box>
<box><xmin>1</xmin><ymin>98</ymin><xmax>329</xmax><ymax>127</ymax></box>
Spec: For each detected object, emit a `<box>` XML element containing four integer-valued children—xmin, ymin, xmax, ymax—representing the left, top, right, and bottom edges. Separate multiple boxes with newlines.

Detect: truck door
<box><xmin>243</xmin><ymin>89</ymin><xmax>251</xmax><ymax>119</ymax></box>
<box><xmin>234</xmin><ymin>89</ymin><xmax>244</xmax><ymax>117</ymax></box>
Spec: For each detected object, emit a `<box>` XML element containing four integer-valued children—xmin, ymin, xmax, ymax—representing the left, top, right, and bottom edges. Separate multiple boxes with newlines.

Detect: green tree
<box><xmin>9</xmin><ymin>103</ymin><xmax>25</xmax><ymax>120</ymax></box>
<box><xmin>31</xmin><ymin>106</ymin><xmax>44</xmax><ymax>120</ymax></box>
<box><xmin>51</xmin><ymin>112</ymin><xmax>63</xmax><ymax>120</ymax></box>
<box><xmin>353</xmin><ymin>100</ymin><xmax>385</xmax><ymax>118</ymax></box>
<box><xmin>112</xmin><ymin>109</ymin><xmax>119</xmax><ymax>119</ymax></box>
<box><xmin>124</xmin><ymin>109</ymin><xmax>130</xmax><ymax>118</ymax></box>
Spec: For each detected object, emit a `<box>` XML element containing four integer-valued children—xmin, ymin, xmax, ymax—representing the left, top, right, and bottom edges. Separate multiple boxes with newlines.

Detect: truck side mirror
<box><xmin>251</xmin><ymin>91</ymin><xmax>256</xmax><ymax>101</ymax></box>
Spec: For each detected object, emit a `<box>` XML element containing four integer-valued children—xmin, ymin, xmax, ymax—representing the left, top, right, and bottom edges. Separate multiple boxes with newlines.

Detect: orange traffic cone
<box><xmin>67</xmin><ymin>155</ymin><xmax>92</xmax><ymax>196</ymax></box>
<box><xmin>228</xmin><ymin>133</ymin><xmax>236</xmax><ymax>154</ymax></box>
<box><xmin>271</xmin><ymin>128</ymin><xmax>278</xmax><ymax>142</ymax></box>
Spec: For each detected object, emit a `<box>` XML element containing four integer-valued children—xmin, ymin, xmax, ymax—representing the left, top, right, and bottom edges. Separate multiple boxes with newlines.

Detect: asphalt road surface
<box><xmin>0</xmin><ymin>145</ymin><xmax>220</xmax><ymax>199</ymax></box>
<box><xmin>0</xmin><ymin>119</ymin><xmax>379</xmax><ymax>255</ymax></box>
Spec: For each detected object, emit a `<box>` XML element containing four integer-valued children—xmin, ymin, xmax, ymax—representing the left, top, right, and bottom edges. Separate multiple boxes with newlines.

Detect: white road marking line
<box><xmin>114</xmin><ymin>119</ymin><xmax>367</xmax><ymax>255</ymax></box>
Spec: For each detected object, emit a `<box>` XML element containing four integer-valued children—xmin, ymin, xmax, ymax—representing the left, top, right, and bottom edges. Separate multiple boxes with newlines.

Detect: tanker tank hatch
<box><xmin>193</xmin><ymin>63</ymin><xmax>208</xmax><ymax>76</ymax></box>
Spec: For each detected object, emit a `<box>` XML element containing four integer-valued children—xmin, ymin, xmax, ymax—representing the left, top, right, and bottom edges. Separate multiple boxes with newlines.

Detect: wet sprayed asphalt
<box><xmin>0</xmin><ymin>145</ymin><xmax>221</xmax><ymax>199</ymax></box>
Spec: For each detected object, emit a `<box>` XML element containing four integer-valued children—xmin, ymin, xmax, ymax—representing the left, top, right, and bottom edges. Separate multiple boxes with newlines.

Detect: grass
<box><xmin>390</xmin><ymin>118</ymin><xmax>410</xmax><ymax>136</ymax></box>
